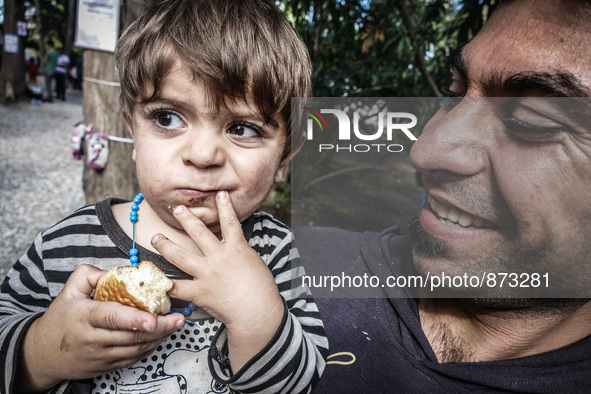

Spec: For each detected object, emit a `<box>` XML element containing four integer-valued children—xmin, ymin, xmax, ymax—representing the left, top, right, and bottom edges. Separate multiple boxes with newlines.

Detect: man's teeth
<box><xmin>427</xmin><ymin>196</ymin><xmax>485</xmax><ymax>228</ymax></box>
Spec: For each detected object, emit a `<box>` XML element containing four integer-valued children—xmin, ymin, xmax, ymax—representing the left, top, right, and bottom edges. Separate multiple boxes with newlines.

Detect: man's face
<box><xmin>409</xmin><ymin>0</ymin><xmax>591</xmax><ymax>298</ymax></box>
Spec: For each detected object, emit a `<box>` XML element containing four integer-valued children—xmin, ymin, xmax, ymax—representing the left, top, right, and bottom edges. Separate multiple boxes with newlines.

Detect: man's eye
<box><xmin>439</xmin><ymin>87</ymin><xmax>463</xmax><ymax>98</ymax></box>
<box><xmin>500</xmin><ymin>116</ymin><xmax>563</xmax><ymax>142</ymax></box>
<box><xmin>228</xmin><ymin>123</ymin><xmax>262</xmax><ymax>138</ymax></box>
<box><xmin>155</xmin><ymin>112</ymin><xmax>184</xmax><ymax>129</ymax></box>
<box><xmin>439</xmin><ymin>88</ymin><xmax>464</xmax><ymax>110</ymax></box>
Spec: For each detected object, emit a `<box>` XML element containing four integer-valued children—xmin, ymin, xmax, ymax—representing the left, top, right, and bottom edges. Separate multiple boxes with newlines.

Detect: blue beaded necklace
<box><xmin>130</xmin><ymin>193</ymin><xmax>196</xmax><ymax>325</ymax></box>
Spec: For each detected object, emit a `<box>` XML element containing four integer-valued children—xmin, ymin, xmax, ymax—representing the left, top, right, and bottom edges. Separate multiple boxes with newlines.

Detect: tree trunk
<box><xmin>81</xmin><ymin>0</ymin><xmax>145</xmax><ymax>204</ymax></box>
<box><xmin>64</xmin><ymin>0</ymin><xmax>76</xmax><ymax>58</ymax></box>
<box><xmin>394</xmin><ymin>0</ymin><xmax>442</xmax><ymax>97</ymax></box>
<box><xmin>34</xmin><ymin>0</ymin><xmax>44</xmax><ymax>60</ymax></box>
<box><xmin>0</xmin><ymin>0</ymin><xmax>27</xmax><ymax>101</ymax></box>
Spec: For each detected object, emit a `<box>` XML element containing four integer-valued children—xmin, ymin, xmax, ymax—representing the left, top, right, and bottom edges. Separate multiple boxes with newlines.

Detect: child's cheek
<box><xmin>241</xmin><ymin>161</ymin><xmax>279</xmax><ymax>198</ymax></box>
<box><xmin>135</xmin><ymin>157</ymin><xmax>164</xmax><ymax>191</ymax></box>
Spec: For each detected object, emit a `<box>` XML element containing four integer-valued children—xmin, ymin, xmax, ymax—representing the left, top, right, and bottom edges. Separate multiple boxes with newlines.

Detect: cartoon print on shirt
<box><xmin>92</xmin><ymin>318</ymin><xmax>228</xmax><ymax>394</ymax></box>
<box><xmin>111</xmin><ymin>348</ymin><xmax>228</xmax><ymax>393</ymax></box>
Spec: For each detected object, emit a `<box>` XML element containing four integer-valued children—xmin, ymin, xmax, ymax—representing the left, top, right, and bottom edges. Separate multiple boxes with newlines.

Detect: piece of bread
<box><xmin>94</xmin><ymin>260</ymin><xmax>173</xmax><ymax>315</ymax></box>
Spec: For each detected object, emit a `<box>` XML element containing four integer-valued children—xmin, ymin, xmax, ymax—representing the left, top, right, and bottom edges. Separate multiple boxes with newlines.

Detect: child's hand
<box><xmin>151</xmin><ymin>190</ymin><xmax>285</xmax><ymax>371</ymax></box>
<box><xmin>17</xmin><ymin>264</ymin><xmax>185</xmax><ymax>392</ymax></box>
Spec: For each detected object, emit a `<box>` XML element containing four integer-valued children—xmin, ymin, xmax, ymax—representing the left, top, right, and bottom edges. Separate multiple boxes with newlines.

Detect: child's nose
<box><xmin>182</xmin><ymin>133</ymin><xmax>225</xmax><ymax>169</ymax></box>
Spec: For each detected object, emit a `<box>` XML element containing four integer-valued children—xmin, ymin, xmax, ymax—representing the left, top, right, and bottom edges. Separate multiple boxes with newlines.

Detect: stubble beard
<box><xmin>408</xmin><ymin>216</ymin><xmax>588</xmax><ymax>312</ymax></box>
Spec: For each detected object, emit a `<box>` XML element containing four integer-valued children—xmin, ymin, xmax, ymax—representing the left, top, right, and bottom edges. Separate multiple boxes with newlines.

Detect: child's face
<box><xmin>127</xmin><ymin>62</ymin><xmax>288</xmax><ymax>235</ymax></box>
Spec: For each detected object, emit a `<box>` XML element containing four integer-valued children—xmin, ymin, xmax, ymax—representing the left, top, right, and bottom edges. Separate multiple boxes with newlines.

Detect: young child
<box><xmin>26</xmin><ymin>57</ymin><xmax>39</xmax><ymax>85</ymax></box>
<box><xmin>0</xmin><ymin>1</ymin><xmax>327</xmax><ymax>393</ymax></box>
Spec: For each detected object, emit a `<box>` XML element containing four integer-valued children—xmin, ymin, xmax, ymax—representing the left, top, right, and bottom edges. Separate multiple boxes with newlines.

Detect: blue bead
<box><xmin>130</xmin><ymin>216</ymin><xmax>138</xmax><ymax>223</ymax></box>
<box><xmin>131</xmin><ymin>204</ymin><xmax>139</xmax><ymax>211</ymax></box>
<box><xmin>131</xmin><ymin>262</ymin><xmax>139</xmax><ymax>267</ymax></box>
<box><xmin>138</xmin><ymin>193</ymin><xmax>144</xmax><ymax>198</ymax></box>
<box><xmin>183</xmin><ymin>307</ymin><xmax>191</xmax><ymax>316</ymax></box>
<box><xmin>133</xmin><ymin>196</ymin><xmax>143</xmax><ymax>204</ymax></box>
<box><xmin>130</xmin><ymin>248</ymin><xmax>138</xmax><ymax>256</ymax></box>
<box><xmin>130</xmin><ymin>255</ymin><xmax>139</xmax><ymax>264</ymax></box>
<box><xmin>188</xmin><ymin>302</ymin><xmax>197</xmax><ymax>311</ymax></box>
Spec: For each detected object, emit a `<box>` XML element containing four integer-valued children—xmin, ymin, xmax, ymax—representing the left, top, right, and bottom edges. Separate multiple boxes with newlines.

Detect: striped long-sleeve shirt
<box><xmin>0</xmin><ymin>198</ymin><xmax>328</xmax><ymax>394</ymax></box>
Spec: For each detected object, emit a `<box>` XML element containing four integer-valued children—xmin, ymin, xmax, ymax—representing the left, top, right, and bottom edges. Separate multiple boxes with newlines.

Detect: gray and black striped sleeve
<box><xmin>0</xmin><ymin>205</ymin><xmax>122</xmax><ymax>394</ymax></box>
<box><xmin>0</xmin><ymin>232</ymin><xmax>53</xmax><ymax>394</ymax></box>
<box><xmin>208</xmin><ymin>213</ymin><xmax>329</xmax><ymax>393</ymax></box>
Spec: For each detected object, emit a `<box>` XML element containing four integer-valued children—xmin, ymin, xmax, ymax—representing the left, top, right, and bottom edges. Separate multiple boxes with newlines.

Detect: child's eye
<box><xmin>227</xmin><ymin>122</ymin><xmax>263</xmax><ymax>139</ymax></box>
<box><xmin>153</xmin><ymin>111</ymin><xmax>185</xmax><ymax>129</ymax></box>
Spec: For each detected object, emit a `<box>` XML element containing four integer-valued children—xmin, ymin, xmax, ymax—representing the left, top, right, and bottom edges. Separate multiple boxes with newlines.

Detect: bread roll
<box><xmin>94</xmin><ymin>260</ymin><xmax>173</xmax><ymax>315</ymax></box>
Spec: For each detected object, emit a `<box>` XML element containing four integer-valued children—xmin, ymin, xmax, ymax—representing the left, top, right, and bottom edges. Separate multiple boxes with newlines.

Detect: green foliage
<box><xmin>278</xmin><ymin>0</ymin><xmax>498</xmax><ymax>98</ymax></box>
<box><xmin>274</xmin><ymin>0</ymin><xmax>499</xmax><ymax>226</ymax></box>
<box><xmin>24</xmin><ymin>0</ymin><xmax>67</xmax><ymax>48</ymax></box>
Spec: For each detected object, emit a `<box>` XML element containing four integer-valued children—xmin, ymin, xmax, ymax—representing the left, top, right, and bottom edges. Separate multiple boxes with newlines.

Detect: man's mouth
<box><xmin>426</xmin><ymin>195</ymin><xmax>488</xmax><ymax>229</ymax></box>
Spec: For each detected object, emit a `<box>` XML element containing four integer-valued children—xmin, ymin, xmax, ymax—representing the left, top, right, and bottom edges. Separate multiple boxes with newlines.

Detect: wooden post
<box><xmin>0</xmin><ymin>0</ymin><xmax>27</xmax><ymax>101</ymax></box>
<box><xmin>80</xmin><ymin>0</ymin><xmax>145</xmax><ymax>204</ymax></box>
<box><xmin>81</xmin><ymin>50</ymin><xmax>138</xmax><ymax>204</ymax></box>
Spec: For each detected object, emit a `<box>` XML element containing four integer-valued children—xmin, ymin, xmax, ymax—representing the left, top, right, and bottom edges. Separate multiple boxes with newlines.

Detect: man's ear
<box><xmin>274</xmin><ymin>133</ymin><xmax>306</xmax><ymax>183</ymax></box>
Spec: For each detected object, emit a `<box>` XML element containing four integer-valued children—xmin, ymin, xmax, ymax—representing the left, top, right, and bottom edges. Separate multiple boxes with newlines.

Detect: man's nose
<box><xmin>410</xmin><ymin>99</ymin><xmax>494</xmax><ymax>178</ymax></box>
<box><xmin>182</xmin><ymin>130</ymin><xmax>225</xmax><ymax>169</ymax></box>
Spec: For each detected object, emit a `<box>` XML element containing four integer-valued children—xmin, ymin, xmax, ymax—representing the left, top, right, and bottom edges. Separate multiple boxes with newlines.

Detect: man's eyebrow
<box><xmin>488</xmin><ymin>72</ymin><xmax>590</xmax><ymax>97</ymax></box>
<box><xmin>447</xmin><ymin>46</ymin><xmax>589</xmax><ymax>97</ymax></box>
<box><xmin>449</xmin><ymin>47</ymin><xmax>468</xmax><ymax>81</ymax></box>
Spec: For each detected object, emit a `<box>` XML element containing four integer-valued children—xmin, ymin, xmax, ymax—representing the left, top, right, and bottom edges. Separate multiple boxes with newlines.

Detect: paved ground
<box><xmin>0</xmin><ymin>89</ymin><xmax>86</xmax><ymax>282</ymax></box>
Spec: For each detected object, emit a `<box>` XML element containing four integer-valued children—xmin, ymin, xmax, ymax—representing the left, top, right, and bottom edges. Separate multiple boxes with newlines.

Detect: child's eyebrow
<box><xmin>142</xmin><ymin>97</ymin><xmax>192</xmax><ymax>111</ymax></box>
<box><xmin>142</xmin><ymin>96</ymin><xmax>281</xmax><ymax>127</ymax></box>
<box><xmin>236</xmin><ymin>113</ymin><xmax>280</xmax><ymax>128</ymax></box>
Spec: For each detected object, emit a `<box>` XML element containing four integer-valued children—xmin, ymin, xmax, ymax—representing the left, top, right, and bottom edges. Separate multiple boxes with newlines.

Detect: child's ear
<box><xmin>274</xmin><ymin>134</ymin><xmax>305</xmax><ymax>183</ymax></box>
<box><xmin>293</xmin><ymin>132</ymin><xmax>306</xmax><ymax>156</ymax></box>
<box><xmin>122</xmin><ymin>110</ymin><xmax>136</xmax><ymax>162</ymax></box>
<box><xmin>274</xmin><ymin>161</ymin><xmax>288</xmax><ymax>183</ymax></box>
<box><xmin>274</xmin><ymin>151</ymin><xmax>292</xmax><ymax>183</ymax></box>
<box><xmin>122</xmin><ymin>109</ymin><xmax>134</xmax><ymax>136</ymax></box>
